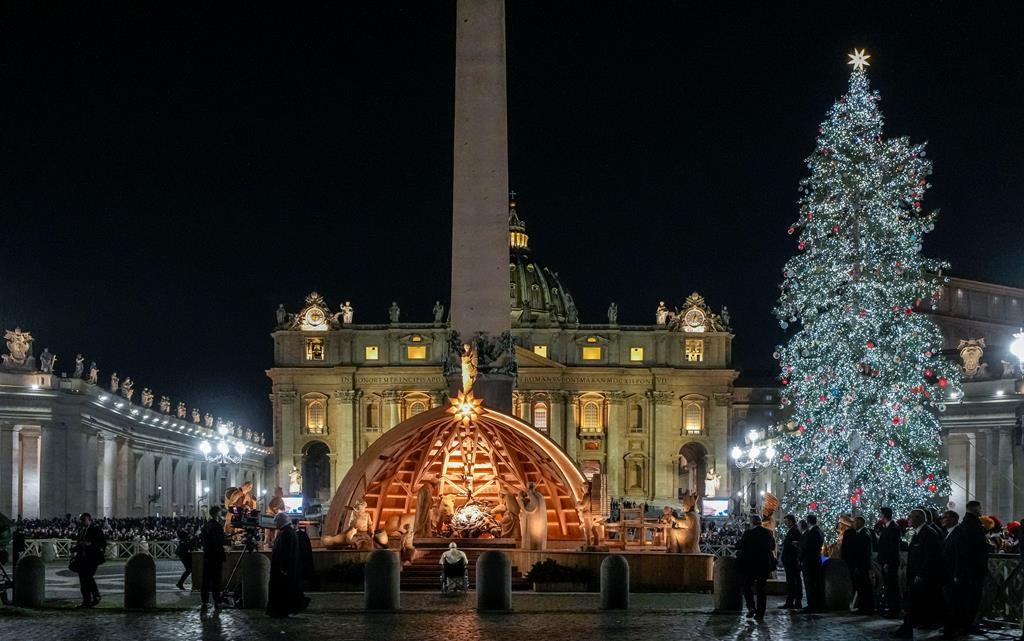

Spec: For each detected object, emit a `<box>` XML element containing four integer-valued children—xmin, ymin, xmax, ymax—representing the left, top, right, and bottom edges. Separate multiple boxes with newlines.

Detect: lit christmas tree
<box><xmin>773</xmin><ymin>50</ymin><xmax>959</xmax><ymax>541</ymax></box>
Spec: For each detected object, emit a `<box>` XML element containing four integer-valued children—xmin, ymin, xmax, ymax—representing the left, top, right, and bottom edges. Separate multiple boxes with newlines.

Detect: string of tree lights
<box><xmin>772</xmin><ymin>52</ymin><xmax>961</xmax><ymax>542</ymax></box>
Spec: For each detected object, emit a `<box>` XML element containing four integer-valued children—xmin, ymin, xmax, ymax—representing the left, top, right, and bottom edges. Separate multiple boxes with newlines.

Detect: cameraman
<box><xmin>200</xmin><ymin>506</ymin><xmax>227</xmax><ymax>610</ymax></box>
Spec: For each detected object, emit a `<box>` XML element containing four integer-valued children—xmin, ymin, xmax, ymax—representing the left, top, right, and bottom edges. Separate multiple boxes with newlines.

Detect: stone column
<box><xmin>648</xmin><ymin>391</ymin><xmax>675</xmax><ymax>501</ymax></box>
<box><xmin>548</xmin><ymin>392</ymin><xmax>567</xmax><ymax>449</ymax></box>
<box><xmin>82</xmin><ymin>432</ymin><xmax>99</xmax><ymax>517</ymax></box>
<box><xmin>115</xmin><ymin>438</ymin><xmax>131</xmax><ymax>517</ymax></box>
<box><xmin>327</xmin><ymin>453</ymin><xmax>339</xmax><ymax>502</ymax></box>
<box><xmin>383</xmin><ymin>391</ymin><xmax>403</xmax><ymax>430</ymax></box>
<box><xmin>606</xmin><ymin>392</ymin><xmax>627</xmax><ymax>499</ymax></box>
<box><xmin>564</xmin><ymin>393</ymin><xmax>580</xmax><ymax>462</ymax></box>
<box><xmin>0</xmin><ymin>423</ymin><xmax>20</xmax><ymax>517</ymax></box>
<box><xmin>998</xmin><ymin>427</ymin><xmax>1014</xmax><ymax>520</ymax></box>
<box><xmin>277</xmin><ymin>391</ymin><xmax>298</xmax><ymax>490</ymax></box>
<box><xmin>20</xmin><ymin>431</ymin><xmax>41</xmax><ymax>518</ymax></box>
<box><xmin>97</xmin><ymin>432</ymin><xmax>117</xmax><ymax>518</ymax></box>
<box><xmin>334</xmin><ymin>390</ymin><xmax>358</xmax><ymax>470</ymax></box>
<box><xmin>40</xmin><ymin>420</ymin><xmax>69</xmax><ymax>518</ymax></box>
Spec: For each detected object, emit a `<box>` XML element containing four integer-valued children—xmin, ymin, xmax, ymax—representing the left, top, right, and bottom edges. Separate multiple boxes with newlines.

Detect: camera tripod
<box><xmin>220</xmin><ymin>529</ymin><xmax>260</xmax><ymax>608</ymax></box>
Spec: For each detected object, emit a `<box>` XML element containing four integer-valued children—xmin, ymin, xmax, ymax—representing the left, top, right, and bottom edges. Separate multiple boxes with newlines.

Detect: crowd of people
<box><xmin>13</xmin><ymin>516</ymin><xmax>206</xmax><ymax>542</ymax></box>
<box><xmin>734</xmin><ymin>501</ymin><xmax>990</xmax><ymax>639</ymax></box>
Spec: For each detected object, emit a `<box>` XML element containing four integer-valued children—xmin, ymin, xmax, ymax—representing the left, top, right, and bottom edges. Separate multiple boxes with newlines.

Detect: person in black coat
<box><xmin>877</xmin><ymin>507</ymin><xmax>902</xmax><ymax>618</ymax></box>
<box><xmin>72</xmin><ymin>513</ymin><xmax>106</xmax><ymax>608</ymax></box>
<box><xmin>841</xmin><ymin>516</ymin><xmax>874</xmax><ymax>614</ymax></box>
<box><xmin>736</xmin><ymin>513</ymin><xmax>776</xmax><ymax>620</ymax></box>
<box><xmin>175</xmin><ymin>528</ymin><xmax>193</xmax><ymax>590</ymax></box>
<box><xmin>200</xmin><ymin>506</ymin><xmax>227</xmax><ymax>610</ymax></box>
<box><xmin>267</xmin><ymin>512</ymin><xmax>310</xmax><ymax>618</ymax></box>
<box><xmin>942</xmin><ymin>502</ymin><xmax>987</xmax><ymax>639</ymax></box>
<box><xmin>779</xmin><ymin>514</ymin><xmax>803</xmax><ymax>609</ymax></box>
<box><xmin>799</xmin><ymin>514</ymin><xmax>825</xmax><ymax>612</ymax></box>
<box><xmin>893</xmin><ymin>509</ymin><xmax>943</xmax><ymax>638</ymax></box>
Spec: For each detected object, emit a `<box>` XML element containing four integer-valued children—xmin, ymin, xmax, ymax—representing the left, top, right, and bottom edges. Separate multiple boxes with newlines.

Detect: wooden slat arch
<box><xmin>323</xmin><ymin>405</ymin><xmax>586</xmax><ymax>547</ymax></box>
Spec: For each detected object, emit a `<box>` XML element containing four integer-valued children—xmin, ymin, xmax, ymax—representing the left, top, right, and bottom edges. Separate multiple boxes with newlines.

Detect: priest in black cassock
<box><xmin>267</xmin><ymin>512</ymin><xmax>310</xmax><ymax>617</ymax></box>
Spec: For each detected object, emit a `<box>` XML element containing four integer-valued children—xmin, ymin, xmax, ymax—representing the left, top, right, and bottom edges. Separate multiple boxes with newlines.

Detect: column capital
<box><xmin>646</xmin><ymin>390</ymin><xmax>674</xmax><ymax>406</ymax></box>
<box><xmin>607</xmin><ymin>391</ymin><xmax>628</xmax><ymax>405</ymax></box>
<box><xmin>332</xmin><ymin>390</ymin><xmax>359</xmax><ymax>403</ymax></box>
<box><xmin>381</xmin><ymin>390</ymin><xmax>403</xmax><ymax>402</ymax></box>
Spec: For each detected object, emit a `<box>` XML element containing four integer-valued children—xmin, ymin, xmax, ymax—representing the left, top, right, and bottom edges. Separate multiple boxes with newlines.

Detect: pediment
<box><xmin>514</xmin><ymin>345</ymin><xmax>565</xmax><ymax>369</ymax></box>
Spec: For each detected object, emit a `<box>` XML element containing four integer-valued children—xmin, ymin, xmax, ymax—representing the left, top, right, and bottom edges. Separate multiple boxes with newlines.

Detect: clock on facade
<box><xmin>683</xmin><ymin>307</ymin><xmax>706</xmax><ymax>331</ymax></box>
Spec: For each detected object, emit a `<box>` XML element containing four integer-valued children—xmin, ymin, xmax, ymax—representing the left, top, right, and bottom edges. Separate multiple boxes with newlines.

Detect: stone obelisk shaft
<box><xmin>450</xmin><ymin>0</ymin><xmax>510</xmax><ymax>340</ymax></box>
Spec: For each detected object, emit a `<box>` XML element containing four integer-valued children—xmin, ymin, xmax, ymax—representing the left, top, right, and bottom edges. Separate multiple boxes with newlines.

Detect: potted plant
<box><xmin>525</xmin><ymin>558</ymin><xmax>594</xmax><ymax>592</ymax></box>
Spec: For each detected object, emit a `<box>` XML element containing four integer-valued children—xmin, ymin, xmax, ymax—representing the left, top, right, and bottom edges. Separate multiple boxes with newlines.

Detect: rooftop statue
<box><xmin>388</xmin><ymin>301</ymin><xmax>401</xmax><ymax>323</ymax></box>
<box><xmin>110</xmin><ymin>372</ymin><xmax>119</xmax><ymax>393</ymax></box>
<box><xmin>39</xmin><ymin>348</ymin><xmax>56</xmax><ymax>374</ymax></box>
<box><xmin>121</xmin><ymin>377</ymin><xmax>135</xmax><ymax>402</ymax></box>
<box><xmin>204</xmin><ymin>413</ymin><xmax>214</xmax><ymax>428</ymax></box>
<box><xmin>340</xmin><ymin>301</ymin><xmax>354</xmax><ymax>325</ymax></box>
<box><xmin>73</xmin><ymin>354</ymin><xmax>85</xmax><ymax>378</ymax></box>
<box><xmin>159</xmin><ymin>396</ymin><xmax>171</xmax><ymax>413</ymax></box>
<box><xmin>192</xmin><ymin>408</ymin><xmax>200</xmax><ymax>424</ymax></box>
<box><xmin>141</xmin><ymin>388</ymin><xmax>154</xmax><ymax>408</ymax></box>
<box><xmin>88</xmin><ymin>362</ymin><xmax>98</xmax><ymax>385</ymax></box>
<box><xmin>607</xmin><ymin>302</ymin><xmax>618</xmax><ymax>324</ymax></box>
<box><xmin>1</xmin><ymin>327</ymin><xmax>34</xmax><ymax>370</ymax></box>
<box><xmin>275</xmin><ymin>304</ymin><xmax>288</xmax><ymax>327</ymax></box>
<box><xmin>433</xmin><ymin>301</ymin><xmax>445</xmax><ymax>323</ymax></box>
<box><xmin>656</xmin><ymin>301</ymin><xmax>670</xmax><ymax>325</ymax></box>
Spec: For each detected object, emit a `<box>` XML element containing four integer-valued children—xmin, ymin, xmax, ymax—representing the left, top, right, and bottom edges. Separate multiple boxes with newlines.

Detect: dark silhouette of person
<box><xmin>736</xmin><ymin>513</ymin><xmax>777</xmax><ymax>620</ymax></box>
<box><xmin>892</xmin><ymin>509</ymin><xmax>943</xmax><ymax>638</ymax></box>
<box><xmin>841</xmin><ymin>516</ymin><xmax>874</xmax><ymax>614</ymax></box>
<box><xmin>798</xmin><ymin>513</ymin><xmax>825</xmax><ymax>612</ymax></box>
<box><xmin>200</xmin><ymin>506</ymin><xmax>227</xmax><ymax>610</ymax></box>
<box><xmin>779</xmin><ymin>514</ymin><xmax>803</xmax><ymax>609</ymax></box>
<box><xmin>877</xmin><ymin>506</ymin><xmax>902</xmax><ymax>618</ymax></box>
<box><xmin>175</xmin><ymin>528</ymin><xmax>193</xmax><ymax>590</ymax></box>
<box><xmin>267</xmin><ymin>512</ymin><xmax>311</xmax><ymax>617</ymax></box>
<box><xmin>942</xmin><ymin>502</ymin><xmax>987</xmax><ymax>639</ymax></box>
<box><xmin>72</xmin><ymin>513</ymin><xmax>106</xmax><ymax>608</ymax></box>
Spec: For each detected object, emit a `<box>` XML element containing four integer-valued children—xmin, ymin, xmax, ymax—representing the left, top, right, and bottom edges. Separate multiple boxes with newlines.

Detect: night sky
<box><xmin>2</xmin><ymin>2</ymin><xmax>1022</xmax><ymax>436</ymax></box>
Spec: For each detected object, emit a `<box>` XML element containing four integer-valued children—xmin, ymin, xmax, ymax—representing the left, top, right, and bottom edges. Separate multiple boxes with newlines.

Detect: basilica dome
<box><xmin>508</xmin><ymin>197</ymin><xmax>578</xmax><ymax>327</ymax></box>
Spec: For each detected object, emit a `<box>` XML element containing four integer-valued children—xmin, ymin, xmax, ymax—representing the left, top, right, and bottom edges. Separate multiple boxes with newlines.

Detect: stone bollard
<box><xmin>476</xmin><ymin>550</ymin><xmax>511</xmax><ymax>612</ymax></box>
<box><xmin>14</xmin><ymin>555</ymin><xmax>45</xmax><ymax>608</ymax></box>
<box><xmin>364</xmin><ymin>549</ymin><xmax>400</xmax><ymax>610</ymax></box>
<box><xmin>712</xmin><ymin>556</ymin><xmax>743</xmax><ymax>612</ymax></box>
<box><xmin>823</xmin><ymin>558</ymin><xmax>852</xmax><ymax>611</ymax></box>
<box><xmin>124</xmin><ymin>553</ymin><xmax>157</xmax><ymax>610</ymax></box>
<box><xmin>599</xmin><ymin>554</ymin><xmax>630</xmax><ymax>610</ymax></box>
<box><xmin>40</xmin><ymin>542</ymin><xmax>57</xmax><ymax>563</ymax></box>
<box><xmin>240</xmin><ymin>553</ymin><xmax>271</xmax><ymax>609</ymax></box>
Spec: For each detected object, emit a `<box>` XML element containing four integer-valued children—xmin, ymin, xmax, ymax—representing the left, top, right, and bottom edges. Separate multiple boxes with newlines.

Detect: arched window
<box><xmin>683</xmin><ymin>401</ymin><xmax>703</xmax><ymax>435</ymax></box>
<box><xmin>582</xmin><ymin>401</ymin><xmax>600</xmax><ymax>432</ymax></box>
<box><xmin>630</xmin><ymin>405</ymin><xmax>643</xmax><ymax>433</ymax></box>
<box><xmin>366</xmin><ymin>402</ymin><xmax>379</xmax><ymax>431</ymax></box>
<box><xmin>409</xmin><ymin>401</ymin><xmax>426</xmax><ymax>417</ymax></box>
<box><xmin>306</xmin><ymin>400</ymin><xmax>326</xmax><ymax>434</ymax></box>
<box><xmin>532</xmin><ymin>402</ymin><xmax>548</xmax><ymax>432</ymax></box>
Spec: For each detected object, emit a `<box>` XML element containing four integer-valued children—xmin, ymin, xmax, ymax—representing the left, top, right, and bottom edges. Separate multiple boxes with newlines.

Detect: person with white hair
<box><xmin>440</xmin><ymin>541</ymin><xmax>468</xmax><ymax>566</ymax></box>
<box><xmin>440</xmin><ymin>542</ymin><xmax>469</xmax><ymax>593</ymax></box>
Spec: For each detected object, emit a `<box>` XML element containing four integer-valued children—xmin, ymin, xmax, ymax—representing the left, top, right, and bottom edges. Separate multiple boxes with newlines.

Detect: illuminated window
<box><xmin>533</xmin><ymin>345</ymin><xmax>549</xmax><ymax>358</ymax></box>
<box><xmin>630</xmin><ymin>405</ymin><xmax>643</xmax><ymax>433</ymax></box>
<box><xmin>306</xmin><ymin>401</ymin><xmax>326</xmax><ymax>434</ymax></box>
<box><xmin>582</xmin><ymin>346</ymin><xmax>602</xmax><ymax>361</ymax></box>
<box><xmin>409</xmin><ymin>401</ymin><xmax>427</xmax><ymax>417</ymax></box>
<box><xmin>586</xmin><ymin>336</ymin><xmax>598</xmax><ymax>342</ymax></box>
<box><xmin>364</xmin><ymin>345</ymin><xmax>380</xmax><ymax>361</ymax></box>
<box><xmin>683</xmin><ymin>401</ymin><xmax>703</xmax><ymax>435</ymax></box>
<box><xmin>629</xmin><ymin>346</ymin><xmax>644</xmax><ymax>362</ymax></box>
<box><xmin>305</xmin><ymin>338</ymin><xmax>325</xmax><ymax>361</ymax></box>
<box><xmin>532</xmin><ymin>403</ymin><xmax>548</xmax><ymax>432</ymax></box>
<box><xmin>685</xmin><ymin>339</ymin><xmax>704</xmax><ymax>362</ymax></box>
<box><xmin>582</xmin><ymin>401</ymin><xmax>601</xmax><ymax>432</ymax></box>
<box><xmin>406</xmin><ymin>345</ymin><xmax>427</xmax><ymax>360</ymax></box>
<box><xmin>411</xmin><ymin>335</ymin><xmax>422</xmax><ymax>342</ymax></box>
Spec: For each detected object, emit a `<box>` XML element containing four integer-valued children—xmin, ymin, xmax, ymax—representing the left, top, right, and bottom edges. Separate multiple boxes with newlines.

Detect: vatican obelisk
<box><xmin>448</xmin><ymin>0</ymin><xmax>515</xmax><ymax>413</ymax></box>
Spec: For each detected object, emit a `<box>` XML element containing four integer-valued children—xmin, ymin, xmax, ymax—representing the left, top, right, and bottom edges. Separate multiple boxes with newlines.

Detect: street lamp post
<box><xmin>199</xmin><ymin>422</ymin><xmax>247</xmax><ymax>465</ymax></box>
<box><xmin>731</xmin><ymin>429</ymin><xmax>777</xmax><ymax>515</ymax></box>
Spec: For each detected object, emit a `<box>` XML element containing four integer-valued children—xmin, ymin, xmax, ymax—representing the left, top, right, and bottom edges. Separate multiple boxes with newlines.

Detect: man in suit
<box><xmin>72</xmin><ymin>513</ymin><xmax>106</xmax><ymax>608</ymax></box>
<box><xmin>736</xmin><ymin>513</ymin><xmax>777</xmax><ymax>621</ymax></box>
<box><xmin>200</xmin><ymin>506</ymin><xmax>227</xmax><ymax>610</ymax></box>
<box><xmin>843</xmin><ymin>516</ymin><xmax>874</xmax><ymax>614</ymax></box>
<box><xmin>892</xmin><ymin>509</ymin><xmax>943</xmax><ymax>638</ymax></box>
<box><xmin>941</xmin><ymin>502</ymin><xmax>987</xmax><ymax>639</ymax></box>
<box><xmin>877</xmin><ymin>507</ymin><xmax>903</xmax><ymax>618</ymax></box>
<box><xmin>779</xmin><ymin>514</ymin><xmax>803</xmax><ymax>609</ymax></box>
<box><xmin>799</xmin><ymin>513</ymin><xmax>825</xmax><ymax>612</ymax></box>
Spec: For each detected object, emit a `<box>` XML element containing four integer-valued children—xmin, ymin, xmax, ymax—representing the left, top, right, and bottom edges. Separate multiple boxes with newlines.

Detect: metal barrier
<box><xmin>699</xmin><ymin>543</ymin><xmax>736</xmax><ymax>559</ymax></box>
<box><xmin>22</xmin><ymin>539</ymin><xmax>178</xmax><ymax>560</ymax></box>
<box><xmin>982</xmin><ymin>554</ymin><xmax>1023</xmax><ymax>625</ymax></box>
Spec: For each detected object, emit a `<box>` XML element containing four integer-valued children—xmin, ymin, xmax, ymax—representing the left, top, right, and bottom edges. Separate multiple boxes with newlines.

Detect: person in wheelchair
<box><xmin>439</xmin><ymin>542</ymin><xmax>469</xmax><ymax>593</ymax></box>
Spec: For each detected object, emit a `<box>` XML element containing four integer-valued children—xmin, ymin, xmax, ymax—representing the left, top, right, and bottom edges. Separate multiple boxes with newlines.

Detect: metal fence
<box><xmin>21</xmin><ymin>539</ymin><xmax>178</xmax><ymax>560</ymax></box>
<box><xmin>981</xmin><ymin>554</ymin><xmax>1023</xmax><ymax>625</ymax></box>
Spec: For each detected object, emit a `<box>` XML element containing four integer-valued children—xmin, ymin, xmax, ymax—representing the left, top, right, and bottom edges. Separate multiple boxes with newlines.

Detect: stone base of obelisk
<box><xmin>447</xmin><ymin>374</ymin><xmax>514</xmax><ymax>416</ymax></box>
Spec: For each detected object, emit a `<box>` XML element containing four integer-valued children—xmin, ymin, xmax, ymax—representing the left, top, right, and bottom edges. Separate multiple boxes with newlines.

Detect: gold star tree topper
<box><xmin>848</xmin><ymin>48</ymin><xmax>871</xmax><ymax>72</ymax></box>
<box><xmin>449</xmin><ymin>389</ymin><xmax>484</xmax><ymax>426</ymax></box>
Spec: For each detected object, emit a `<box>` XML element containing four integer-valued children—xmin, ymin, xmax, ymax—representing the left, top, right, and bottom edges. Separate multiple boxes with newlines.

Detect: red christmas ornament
<box><xmin>905</xmin><ymin>308</ymin><xmax>913</xmax><ymax>316</ymax></box>
<box><xmin>888</xmin><ymin>439</ymin><xmax>896</xmax><ymax>447</ymax></box>
<box><xmin>798</xmin><ymin>241</ymin><xmax>806</xmax><ymax>250</ymax></box>
<box><xmin>938</xmin><ymin>377</ymin><xmax>948</xmax><ymax>388</ymax></box>
<box><xmin>809</xmin><ymin>501</ymin><xmax>818</xmax><ymax>511</ymax></box>
<box><xmin>819</xmin><ymin>394</ymin><xmax>828</xmax><ymax>402</ymax></box>
<box><xmin>851</xmin><ymin>495</ymin><xmax>859</xmax><ymax>503</ymax></box>
<box><xmin>927</xmin><ymin>473</ymin><xmax>935</xmax><ymax>480</ymax></box>
<box><xmin>787</xmin><ymin>226</ymin><xmax>795</xmax><ymax>235</ymax></box>
<box><xmin>903</xmin><ymin>463</ymin><xmax>912</xmax><ymax>472</ymax></box>
<box><xmin>916</xmin><ymin>478</ymin><xmax>924</xmax><ymax>485</ymax></box>
<box><xmin>892</xmin><ymin>416</ymin><xmax>901</xmax><ymax>426</ymax></box>
<box><xmin>798</xmin><ymin>425</ymin><xmax>806</xmax><ymax>433</ymax></box>
<box><xmin>859</xmin><ymin>309</ymin><xmax>867</xmax><ymax>318</ymax></box>
<box><xmin>782</xmin><ymin>453</ymin><xmax>792</xmax><ymax>462</ymax></box>
<box><xmin>866</xmin><ymin>340</ymin><xmax>876</xmax><ymax>349</ymax></box>
<box><xmin>833</xmin><ymin>225</ymin><xmax>840</xmax><ymax>234</ymax></box>
<box><xmin>781</xmin><ymin>378</ymin><xmax>789</xmax><ymax>385</ymax></box>
<box><xmin>928</xmin><ymin>483</ymin><xmax>938</xmax><ymax>493</ymax></box>
<box><xmin>924</xmin><ymin>369</ymin><xmax>934</xmax><ymax>378</ymax></box>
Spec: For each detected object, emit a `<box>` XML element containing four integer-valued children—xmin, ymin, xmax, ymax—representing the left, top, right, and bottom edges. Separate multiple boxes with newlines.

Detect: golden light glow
<box><xmin>406</xmin><ymin>345</ymin><xmax>427</xmax><ymax>360</ymax></box>
<box><xmin>629</xmin><ymin>346</ymin><xmax>644</xmax><ymax>362</ymax></box>
<box><xmin>510</xmin><ymin>231</ymin><xmax>529</xmax><ymax>250</ymax></box>
<box><xmin>364</xmin><ymin>345</ymin><xmax>380</xmax><ymax>361</ymax></box>
<box><xmin>449</xmin><ymin>389</ymin><xmax>484</xmax><ymax>426</ymax></box>
<box><xmin>582</xmin><ymin>346</ymin><xmax>602</xmax><ymax>361</ymax></box>
<box><xmin>533</xmin><ymin>344</ymin><xmax>549</xmax><ymax>358</ymax></box>
<box><xmin>685</xmin><ymin>339</ymin><xmax>704</xmax><ymax>363</ymax></box>
<box><xmin>848</xmin><ymin>48</ymin><xmax>871</xmax><ymax>72</ymax></box>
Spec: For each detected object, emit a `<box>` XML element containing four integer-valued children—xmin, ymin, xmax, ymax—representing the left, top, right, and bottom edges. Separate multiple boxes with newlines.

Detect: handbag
<box><xmin>68</xmin><ymin>556</ymin><xmax>81</xmax><ymax>573</ymax></box>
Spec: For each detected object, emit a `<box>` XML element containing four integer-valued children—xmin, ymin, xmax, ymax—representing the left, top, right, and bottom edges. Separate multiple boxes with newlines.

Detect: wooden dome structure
<box><xmin>323</xmin><ymin>404</ymin><xmax>586</xmax><ymax>547</ymax></box>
